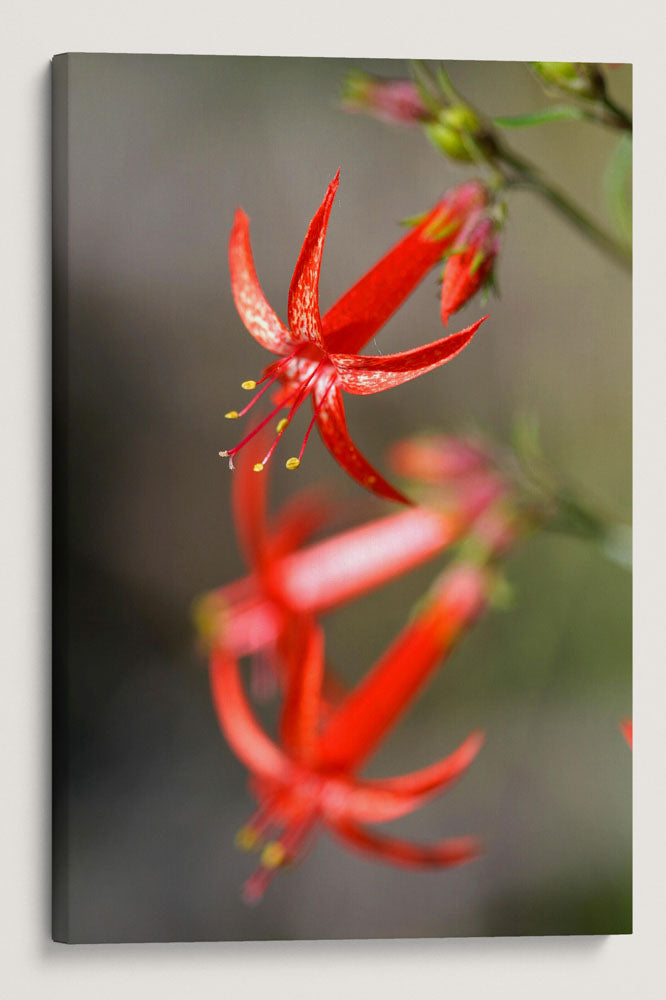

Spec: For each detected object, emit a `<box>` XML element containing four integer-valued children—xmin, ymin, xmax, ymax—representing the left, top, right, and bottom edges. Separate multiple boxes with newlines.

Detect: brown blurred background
<box><xmin>53</xmin><ymin>54</ymin><xmax>631</xmax><ymax>942</ymax></box>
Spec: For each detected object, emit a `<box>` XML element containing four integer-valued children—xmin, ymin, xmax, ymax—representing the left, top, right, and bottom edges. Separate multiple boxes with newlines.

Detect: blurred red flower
<box><xmin>196</xmin><ymin>438</ymin><xmax>503</xmax><ymax>694</ymax></box>
<box><xmin>211</xmin><ymin>562</ymin><xmax>491</xmax><ymax>901</ymax></box>
<box><xmin>620</xmin><ymin>718</ymin><xmax>632</xmax><ymax>748</ymax></box>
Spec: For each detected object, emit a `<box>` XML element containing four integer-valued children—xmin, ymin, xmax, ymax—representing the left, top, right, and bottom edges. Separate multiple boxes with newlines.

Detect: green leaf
<box><xmin>604</xmin><ymin>133</ymin><xmax>632</xmax><ymax>246</ymax></box>
<box><xmin>493</xmin><ymin>105</ymin><xmax>586</xmax><ymax>128</ymax></box>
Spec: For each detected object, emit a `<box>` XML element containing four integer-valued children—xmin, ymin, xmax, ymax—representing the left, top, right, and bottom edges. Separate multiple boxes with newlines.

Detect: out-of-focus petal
<box><xmin>210</xmin><ymin>645</ymin><xmax>293</xmax><ymax>783</ymax></box>
<box><xmin>368</xmin><ymin>730</ymin><xmax>485</xmax><ymax>797</ymax></box>
<box><xmin>231</xmin><ymin>437</ymin><xmax>270</xmax><ymax>570</ymax></box>
<box><xmin>621</xmin><ymin>718</ymin><xmax>633</xmax><ymax>748</ymax></box>
<box><xmin>330</xmin><ymin>821</ymin><xmax>482</xmax><ymax>869</ymax></box>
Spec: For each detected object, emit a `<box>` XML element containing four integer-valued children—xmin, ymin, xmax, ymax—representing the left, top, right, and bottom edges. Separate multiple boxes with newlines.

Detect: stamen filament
<box><xmin>287</xmin><ymin>375</ymin><xmax>337</xmax><ymax>469</ymax></box>
<box><xmin>233</xmin><ymin>370</ymin><xmax>284</xmax><ymax>419</ymax></box>
<box><xmin>222</xmin><ymin>390</ymin><xmax>301</xmax><ymax>461</ymax></box>
<box><xmin>255</xmin><ymin>361</ymin><xmax>328</xmax><ymax>471</ymax></box>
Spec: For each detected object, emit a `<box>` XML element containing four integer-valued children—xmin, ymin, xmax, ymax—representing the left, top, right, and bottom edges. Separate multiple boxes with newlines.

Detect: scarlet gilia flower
<box><xmin>620</xmin><ymin>718</ymin><xmax>632</xmax><ymax>748</ymax></box>
<box><xmin>195</xmin><ymin>439</ymin><xmax>503</xmax><ymax>689</ymax></box>
<box><xmin>223</xmin><ymin>172</ymin><xmax>489</xmax><ymax>503</ymax></box>
<box><xmin>440</xmin><ymin>215</ymin><xmax>500</xmax><ymax>326</ymax></box>
<box><xmin>340</xmin><ymin>71</ymin><xmax>431</xmax><ymax>125</ymax></box>
<box><xmin>210</xmin><ymin>562</ymin><xmax>490</xmax><ymax>901</ymax></box>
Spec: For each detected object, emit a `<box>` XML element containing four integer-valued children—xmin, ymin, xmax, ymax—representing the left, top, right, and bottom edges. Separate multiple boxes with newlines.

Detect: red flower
<box><xmin>440</xmin><ymin>215</ymin><xmax>499</xmax><ymax>326</ymax></box>
<box><xmin>223</xmin><ymin>173</ymin><xmax>488</xmax><ymax>503</ymax></box>
<box><xmin>196</xmin><ymin>439</ymin><xmax>503</xmax><ymax>685</ymax></box>
<box><xmin>210</xmin><ymin>562</ymin><xmax>490</xmax><ymax>901</ymax></box>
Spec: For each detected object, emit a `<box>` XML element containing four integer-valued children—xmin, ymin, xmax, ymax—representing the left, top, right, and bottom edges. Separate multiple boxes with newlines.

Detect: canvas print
<box><xmin>52</xmin><ymin>54</ymin><xmax>631</xmax><ymax>942</ymax></box>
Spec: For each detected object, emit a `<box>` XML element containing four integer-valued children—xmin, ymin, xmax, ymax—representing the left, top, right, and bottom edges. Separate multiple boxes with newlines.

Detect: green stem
<box><xmin>600</xmin><ymin>93</ymin><xmax>632</xmax><ymax>131</ymax></box>
<box><xmin>499</xmin><ymin>147</ymin><xmax>631</xmax><ymax>269</ymax></box>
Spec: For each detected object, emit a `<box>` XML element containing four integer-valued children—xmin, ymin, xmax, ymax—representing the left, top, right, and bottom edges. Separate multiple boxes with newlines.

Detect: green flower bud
<box><xmin>424</xmin><ymin>104</ymin><xmax>495</xmax><ymax>163</ymax></box>
<box><xmin>531</xmin><ymin>62</ymin><xmax>605</xmax><ymax>101</ymax></box>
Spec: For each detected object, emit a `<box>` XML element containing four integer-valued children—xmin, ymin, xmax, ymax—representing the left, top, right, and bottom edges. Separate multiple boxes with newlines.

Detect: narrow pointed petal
<box><xmin>321</xmin><ymin>181</ymin><xmax>487</xmax><ymax>354</ymax></box>
<box><xmin>367</xmin><ymin>730</ymin><xmax>485</xmax><ymax>797</ymax></box>
<box><xmin>287</xmin><ymin>172</ymin><xmax>340</xmax><ymax>349</ymax></box>
<box><xmin>210</xmin><ymin>646</ymin><xmax>293</xmax><ymax>783</ymax></box>
<box><xmin>314</xmin><ymin>384</ymin><xmax>412</xmax><ymax>505</ymax></box>
<box><xmin>316</xmin><ymin>565</ymin><xmax>488</xmax><ymax>771</ymax></box>
<box><xmin>230</xmin><ymin>209</ymin><xmax>299</xmax><ymax>355</ymax></box>
<box><xmin>326</xmin><ymin>734</ymin><xmax>482</xmax><ymax>824</ymax></box>
<box><xmin>330</xmin><ymin>821</ymin><xmax>482</xmax><ymax>869</ymax></box>
<box><xmin>330</xmin><ymin>317</ymin><xmax>486</xmax><ymax>395</ymax></box>
<box><xmin>279</xmin><ymin>618</ymin><xmax>325</xmax><ymax>763</ymax></box>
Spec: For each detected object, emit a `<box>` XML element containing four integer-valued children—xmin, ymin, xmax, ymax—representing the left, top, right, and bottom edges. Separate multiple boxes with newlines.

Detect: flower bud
<box><xmin>424</xmin><ymin>104</ymin><xmax>496</xmax><ymax>162</ymax></box>
<box><xmin>440</xmin><ymin>215</ymin><xmax>500</xmax><ymax>324</ymax></box>
<box><xmin>341</xmin><ymin>70</ymin><xmax>430</xmax><ymax>125</ymax></box>
<box><xmin>531</xmin><ymin>62</ymin><xmax>605</xmax><ymax>101</ymax></box>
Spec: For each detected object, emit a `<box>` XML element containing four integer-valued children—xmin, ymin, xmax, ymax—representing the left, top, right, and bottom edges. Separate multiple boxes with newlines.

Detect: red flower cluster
<box><xmin>222</xmin><ymin>173</ymin><xmax>489</xmax><ymax>503</ymax></box>
<box><xmin>201</xmin><ymin>178</ymin><xmax>522</xmax><ymax>901</ymax></box>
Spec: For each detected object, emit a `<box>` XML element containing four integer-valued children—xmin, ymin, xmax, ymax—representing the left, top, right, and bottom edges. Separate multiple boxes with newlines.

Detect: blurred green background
<box><xmin>53</xmin><ymin>54</ymin><xmax>631</xmax><ymax>942</ymax></box>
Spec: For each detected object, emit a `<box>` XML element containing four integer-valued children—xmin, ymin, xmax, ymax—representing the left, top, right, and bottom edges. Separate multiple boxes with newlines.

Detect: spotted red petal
<box><xmin>287</xmin><ymin>171</ymin><xmax>340</xmax><ymax>350</ymax></box>
<box><xmin>229</xmin><ymin>209</ymin><xmax>298</xmax><ymax>356</ymax></box>
<box><xmin>330</xmin><ymin>821</ymin><xmax>482</xmax><ymax>869</ymax></box>
<box><xmin>313</xmin><ymin>382</ymin><xmax>412</xmax><ymax>505</ymax></box>
<box><xmin>321</xmin><ymin>181</ymin><xmax>487</xmax><ymax>355</ymax></box>
<box><xmin>329</xmin><ymin>316</ymin><xmax>487</xmax><ymax>395</ymax></box>
<box><xmin>210</xmin><ymin>645</ymin><xmax>293</xmax><ymax>783</ymax></box>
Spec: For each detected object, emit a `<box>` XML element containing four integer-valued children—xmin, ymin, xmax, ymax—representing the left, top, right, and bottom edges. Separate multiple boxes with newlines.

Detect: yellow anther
<box><xmin>253</xmin><ymin>462</ymin><xmax>264</xmax><ymax>473</ymax></box>
<box><xmin>235</xmin><ymin>825</ymin><xmax>260</xmax><ymax>852</ymax></box>
<box><xmin>225</xmin><ymin>410</ymin><xmax>239</xmax><ymax>420</ymax></box>
<box><xmin>241</xmin><ymin>380</ymin><xmax>257</xmax><ymax>391</ymax></box>
<box><xmin>285</xmin><ymin>457</ymin><xmax>301</xmax><ymax>471</ymax></box>
<box><xmin>261</xmin><ymin>840</ymin><xmax>287</xmax><ymax>869</ymax></box>
<box><xmin>276</xmin><ymin>418</ymin><xmax>289</xmax><ymax>434</ymax></box>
